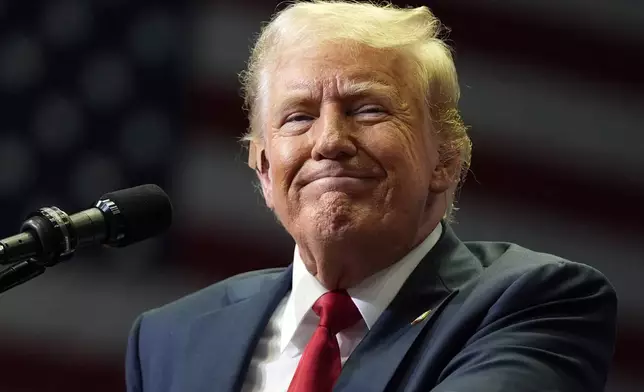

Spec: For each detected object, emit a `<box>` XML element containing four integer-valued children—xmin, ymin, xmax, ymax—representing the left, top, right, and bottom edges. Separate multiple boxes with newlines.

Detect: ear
<box><xmin>429</xmin><ymin>153</ymin><xmax>461</xmax><ymax>194</ymax></box>
<box><xmin>249</xmin><ymin>141</ymin><xmax>274</xmax><ymax>209</ymax></box>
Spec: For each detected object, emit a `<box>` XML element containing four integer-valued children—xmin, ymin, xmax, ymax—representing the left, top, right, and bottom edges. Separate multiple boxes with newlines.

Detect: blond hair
<box><xmin>240</xmin><ymin>0</ymin><xmax>472</xmax><ymax>219</ymax></box>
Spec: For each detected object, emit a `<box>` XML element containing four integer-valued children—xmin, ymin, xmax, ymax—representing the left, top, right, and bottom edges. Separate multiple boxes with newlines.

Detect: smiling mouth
<box><xmin>304</xmin><ymin>175</ymin><xmax>378</xmax><ymax>191</ymax></box>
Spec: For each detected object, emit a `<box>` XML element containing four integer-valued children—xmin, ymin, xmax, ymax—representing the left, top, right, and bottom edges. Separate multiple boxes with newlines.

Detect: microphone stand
<box><xmin>0</xmin><ymin>260</ymin><xmax>46</xmax><ymax>294</ymax></box>
<box><xmin>0</xmin><ymin>207</ymin><xmax>74</xmax><ymax>294</ymax></box>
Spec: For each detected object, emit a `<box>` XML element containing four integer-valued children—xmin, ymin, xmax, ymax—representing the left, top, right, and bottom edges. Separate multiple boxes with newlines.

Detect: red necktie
<box><xmin>287</xmin><ymin>290</ymin><xmax>362</xmax><ymax>392</ymax></box>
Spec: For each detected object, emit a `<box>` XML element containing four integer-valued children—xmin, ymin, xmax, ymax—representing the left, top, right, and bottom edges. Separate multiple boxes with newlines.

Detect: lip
<box><xmin>303</xmin><ymin>169</ymin><xmax>381</xmax><ymax>185</ymax></box>
<box><xmin>298</xmin><ymin>167</ymin><xmax>383</xmax><ymax>192</ymax></box>
<box><xmin>304</xmin><ymin>175</ymin><xmax>378</xmax><ymax>193</ymax></box>
<box><xmin>310</xmin><ymin>176</ymin><xmax>375</xmax><ymax>184</ymax></box>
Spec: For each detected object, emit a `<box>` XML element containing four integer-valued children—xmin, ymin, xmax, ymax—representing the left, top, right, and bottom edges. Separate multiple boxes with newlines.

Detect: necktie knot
<box><xmin>312</xmin><ymin>290</ymin><xmax>362</xmax><ymax>335</ymax></box>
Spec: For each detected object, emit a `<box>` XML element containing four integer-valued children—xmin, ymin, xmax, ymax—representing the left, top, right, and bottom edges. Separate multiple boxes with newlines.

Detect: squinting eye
<box><xmin>354</xmin><ymin>106</ymin><xmax>386</xmax><ymax>116</ymax></box>
<box><xmin>285</xmin><ymin>114</ymin><xmax>313</xmax><ymax>123</ymax></box>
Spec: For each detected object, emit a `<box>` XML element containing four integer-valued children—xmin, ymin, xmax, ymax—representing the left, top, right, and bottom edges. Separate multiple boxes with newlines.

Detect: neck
<box><xmin>297</xmin><ymin>204</ymin><xmax>444</xmax><ymax>290</ymax></box>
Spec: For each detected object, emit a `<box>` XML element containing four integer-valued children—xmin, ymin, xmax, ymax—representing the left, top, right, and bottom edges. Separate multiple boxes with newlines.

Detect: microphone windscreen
<box><xmin>101</xmin><ymin>184</ymin><xmax>173</xmax><ymax>247</ymax></box>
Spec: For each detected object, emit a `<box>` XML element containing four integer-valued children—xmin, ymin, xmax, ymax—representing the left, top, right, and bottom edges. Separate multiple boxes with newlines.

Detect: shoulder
<box><xmin>425</xmin><ymin>239</ymin><xmax>617</xmax><ymax>391</ymax></box>
<box><xmin>140</xmin><ymin>267</ymin><xmax>287</xmax><ymax>327</ymax></box>
<box><xmin>458</xmin><ymin>241</ymin><xmax>616</xmax><ymax>309</ymax></box>
<box><xmin>470</xmin><ymin>241</ymin><xmax>609</xmax><ymax>281</ymax></box>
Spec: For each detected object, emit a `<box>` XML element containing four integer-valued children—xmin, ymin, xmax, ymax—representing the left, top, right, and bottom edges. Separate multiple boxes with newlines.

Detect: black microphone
<box><xmin>0</xmin><ymin>184</ymin><xmax>173</xmax><ymax>267</ymax></box>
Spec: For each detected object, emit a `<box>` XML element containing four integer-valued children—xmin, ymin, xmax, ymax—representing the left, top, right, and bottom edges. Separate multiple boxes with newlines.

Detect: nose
<box><xmin>311</xmin><ymin>107</ymin><xmax>357</xmax><ymax>161</ymax></box>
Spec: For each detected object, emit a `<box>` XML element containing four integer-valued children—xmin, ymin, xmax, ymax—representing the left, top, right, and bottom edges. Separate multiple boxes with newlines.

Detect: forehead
<box><xmin>267</xmin><ymin>41</ymin><xmax>413</xmax><ymax>96</ymax></box>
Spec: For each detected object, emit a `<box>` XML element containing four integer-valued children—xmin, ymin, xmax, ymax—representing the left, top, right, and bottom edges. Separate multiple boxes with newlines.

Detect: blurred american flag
<box><xmin>0</xmin><ymin>1</ymin><xmax>643</xmax><ymax>391</ymax></box>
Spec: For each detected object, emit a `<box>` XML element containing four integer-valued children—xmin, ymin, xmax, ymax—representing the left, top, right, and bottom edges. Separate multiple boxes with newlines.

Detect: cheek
<box><xmin>366</xmin><ymin>125</ymin><xmax>431</xmax><ymax>182</ymax></box>
<box><xmin>269</xmin><ymin>137</ymin><xmax>309</xmax><ymax>192</ymax></box>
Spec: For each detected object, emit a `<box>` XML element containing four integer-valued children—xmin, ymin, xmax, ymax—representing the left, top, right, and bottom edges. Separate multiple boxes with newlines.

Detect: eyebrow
<box><xmin>341</xmin><ymin>80</ymin><xmax>398</xmax><ymax>98</ymax></box>
<box><xmin>274</xmin><ymin>79</ymin><xmax>403</xmax><ymax>113</ymax></box>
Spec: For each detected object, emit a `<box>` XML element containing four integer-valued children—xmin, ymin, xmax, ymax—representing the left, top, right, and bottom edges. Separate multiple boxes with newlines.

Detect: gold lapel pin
<box><xmin>411</xmin><ymin>309</ymin><xmax>432</xmax><ymax>326</ymax></box>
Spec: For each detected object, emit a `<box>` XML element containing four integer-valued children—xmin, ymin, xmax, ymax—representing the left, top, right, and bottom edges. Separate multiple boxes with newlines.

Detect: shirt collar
<box><xmin>279</xmin><ymin>223</ymin><xmax>443</xmax><ymax>353</ymax></box>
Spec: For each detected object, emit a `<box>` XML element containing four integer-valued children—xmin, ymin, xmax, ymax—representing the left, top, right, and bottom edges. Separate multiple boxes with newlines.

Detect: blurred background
<box><xmin>0</xmin><ymin>0</ymin><xmax>642</xmax><ymax>390</ymax></box>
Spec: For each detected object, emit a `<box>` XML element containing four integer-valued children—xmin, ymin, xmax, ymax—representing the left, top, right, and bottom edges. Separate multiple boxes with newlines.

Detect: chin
<box><xmin>312</xmin><ymin>210</ymin><xmax>376</xmax><ymax>242</ymax></box>
<box><xmin>293</xmin><ymin>193</ymin><xmax>385</xmax><ymax>240</ymax></box>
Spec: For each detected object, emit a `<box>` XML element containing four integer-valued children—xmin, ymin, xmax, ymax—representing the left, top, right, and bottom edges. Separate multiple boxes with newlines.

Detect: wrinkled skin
<box><xmin>255</xmin><ymin>42</ymin><xmax>457</xmax><ymax>289</ymax></box>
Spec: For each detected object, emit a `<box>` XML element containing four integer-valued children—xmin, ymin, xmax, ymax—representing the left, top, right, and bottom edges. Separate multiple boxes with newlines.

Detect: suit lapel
<box><xmin>335</xmin><ymin>290</ymin><xmax>458</xmax><ymax>392</ymax></box>
<box><xmin>335</xmin><ymin>223</ymin><xmax>481</xmax><ymax>392</ymax></box>
<box><xmin>177</xmin><ymin>266</ymin><xmax>292</xmax><ymax>392</ymax></box>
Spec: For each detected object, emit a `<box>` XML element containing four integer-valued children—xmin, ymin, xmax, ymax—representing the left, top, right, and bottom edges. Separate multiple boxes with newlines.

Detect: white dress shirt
<box><xmin>241</xmin><ymin>223</ymin><xmax>443</xmax><ymax>392</ymax></box>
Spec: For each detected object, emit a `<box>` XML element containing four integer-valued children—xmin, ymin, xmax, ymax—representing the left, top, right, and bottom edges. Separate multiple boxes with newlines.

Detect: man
<box><xmin>126</xmin><ymin>2</ymin><xmax>617</xmax><ymax>391</ymax></box>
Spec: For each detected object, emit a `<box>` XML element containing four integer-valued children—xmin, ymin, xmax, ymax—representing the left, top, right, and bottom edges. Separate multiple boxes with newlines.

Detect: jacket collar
<box><xmin>178</xmin><ymin>265</ymin><xmax>293</xmax><ymax>392</ymax></box>
<box><xmin>334</xmin><ymin>222</ymin><xmax>482</xmax><ymax>391</ymax></box>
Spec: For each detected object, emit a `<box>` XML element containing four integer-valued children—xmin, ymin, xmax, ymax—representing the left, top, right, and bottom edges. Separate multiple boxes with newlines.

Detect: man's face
<box><xmin>256</xmin><ymin>41</ymin><xmax>450</xmax><ymax>246</ymax></box>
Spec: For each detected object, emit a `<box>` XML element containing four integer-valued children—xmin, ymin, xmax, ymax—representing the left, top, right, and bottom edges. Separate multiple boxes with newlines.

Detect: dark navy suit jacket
<box><xmin>126</xmin><ymin>223</ymin><xmax>617</xmax><ymax>392</ymax></box>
